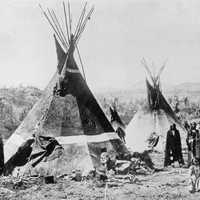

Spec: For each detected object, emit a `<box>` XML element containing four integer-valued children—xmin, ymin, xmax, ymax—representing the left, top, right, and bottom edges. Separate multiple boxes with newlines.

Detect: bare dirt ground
<box><xmin>0</xmin><ymin>167</ymin><xmax>199</xmax><ymax>200</ymax></box>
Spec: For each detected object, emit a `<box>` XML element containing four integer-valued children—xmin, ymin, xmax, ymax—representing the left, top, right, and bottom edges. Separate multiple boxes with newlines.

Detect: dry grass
<box><xmin>0</xmin><ymin>167</ymin><xmax>199</xmax><ymax>200</ymax></box>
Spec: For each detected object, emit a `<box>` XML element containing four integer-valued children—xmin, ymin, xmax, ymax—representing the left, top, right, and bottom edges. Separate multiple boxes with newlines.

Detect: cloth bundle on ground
<box><xmin>30</xmin><ymin>135</ymin><xmax>63</xmax><ymax>168</ymax></box>
<box><xmin>4</xmin><ymin>135</ymin><xmax>63</xmax><ymax>176</ymax></box>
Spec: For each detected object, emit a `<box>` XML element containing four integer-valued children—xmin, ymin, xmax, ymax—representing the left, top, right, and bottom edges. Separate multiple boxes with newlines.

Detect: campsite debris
<box><xmin>0</xmin><ymin>176</ymin><xmax>43</xmax><ymax>190</ymax></box>
<box><xmin>94</xmin><ymin>150</ymin><xmax>155</xmax><ymax>187</ymax></box>
<box><xmin>44</xmin><ymin>175</ymin><xmax>55</xmax><ymax>184</ymax></box>
<box><xmin>71</xmin><ymin>170</ymin><xmax>82</xmax><ymax>182</ymax></box>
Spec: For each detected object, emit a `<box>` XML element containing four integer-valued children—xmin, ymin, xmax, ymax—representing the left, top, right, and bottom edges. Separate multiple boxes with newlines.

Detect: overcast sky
<box><xmin>1</xmin><ymin>0</ymin><xmax>200</xmax><ymax>91</ymax></box>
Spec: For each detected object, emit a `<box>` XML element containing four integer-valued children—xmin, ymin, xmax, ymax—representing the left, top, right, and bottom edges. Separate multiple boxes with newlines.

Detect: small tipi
<box><xmin>4</xmin><ymin>3</ymin><xmax>127</xmax><ymax>176</ymax></box>
<box><xmin>126</xmin><ymin>59</ymin><xmax>186</xmax><ymax>154</ymax></box>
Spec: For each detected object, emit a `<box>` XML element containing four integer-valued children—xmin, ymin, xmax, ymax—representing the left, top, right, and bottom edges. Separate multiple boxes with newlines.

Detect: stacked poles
<box><xmin>141</xmin><ymin>58</ymin><xmax>168</xmax><ymax>108</ymax></box>
<box><xmin>39</xmin><ymin>1</ymin><xmax>94</xmax><ymax>81</ymax></box>
<box><xmin>141</xmin><ymin>58</ymin><xmax>167</xmax><ymax>88</ymax></box>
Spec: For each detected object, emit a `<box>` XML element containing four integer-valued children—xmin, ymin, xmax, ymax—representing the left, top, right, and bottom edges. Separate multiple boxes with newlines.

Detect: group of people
<box><xmin>160</xmin><ymin>121</ymin><xmax>200</xmax><ymax>193</ymax></box>
<box><xmin>184</xmin><ymin>121</ymin><xmax>200</xmax><ymax>193</ymax></box>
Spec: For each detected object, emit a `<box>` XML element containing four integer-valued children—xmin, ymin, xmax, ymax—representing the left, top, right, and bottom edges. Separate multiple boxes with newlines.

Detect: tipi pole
<box><xmin>63</xmin><ymin>2</ymin><xmax>70</xmax><ymax>42</ymax></box>
<box><xmin>51</xmin><ymin>9</ymin><xmax>69</xmax><ymax>47</ymax></box>
<box><xmin>141</xmin><ymin>58</ymin><xmax>154</xmax><ymax>84</ymax></box>
<box><xmin>75</xmin><ymin>6</ymin><xmax>94</xmax><ymax>42</ymax></box>
<box><xmin>39</xmin><ymin>4</ymin><xmax>66</xmax><ymax>49</ymax></box>
<box><xmin>74</xmin><ymin>2</ymin><xmax>87</xmax><ymax>38</ymax></box>
<box><xmin>104</xmin><ymin>182</ymin><xmax>108</xmax><ymax>200</ymax></box>
<box><xmin>47</xmin><ymin>8</ymin><xmax>67</xmax><ymax>49</ymax></box>
<box><xmin>67</xmin><ymin>1</ymin><xmax>72</xmax><ymax>36</ymax></box>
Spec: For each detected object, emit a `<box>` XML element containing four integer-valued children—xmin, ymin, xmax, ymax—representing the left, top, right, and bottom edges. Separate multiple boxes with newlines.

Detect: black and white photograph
<box><xmin>0</xmin><ymin>0</ymin><xmax>200</xmax><ymax>199</ymax></box>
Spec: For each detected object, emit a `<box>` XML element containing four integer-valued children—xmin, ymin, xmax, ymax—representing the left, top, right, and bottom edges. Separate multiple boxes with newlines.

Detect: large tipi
<box><xmin>126</xmin><ymin>59</ymin><xmax>186</xmax><ymax>154</ymax></box>
<box><xmin>4</xmin><ymin>3</ymin><xmax>127</xmax><ymax>176</ymax></box>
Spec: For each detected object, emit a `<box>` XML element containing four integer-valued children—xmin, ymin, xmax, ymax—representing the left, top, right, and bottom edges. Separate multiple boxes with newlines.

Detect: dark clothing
<box><xmin>4</xmin><ymin>139</ymin><xmax>35</xmax><ymax>175</ymax></box>
<box><xmin>186</xmin><ymin>128</ymin><xmax>200</xmax><ymax>161</ymax></box>
<box><xmin>107</xmin><ymin>159</ymin><xmax>116</xmax><ymax>172</ymax></box>
<box><xmin>186</xmin><ymin>129</ymin><xmax>196</xmax><ymax>156</ymax></box>
<box><xmin>185</xmin><ymin>125</ymin><xmax>200</xmax><ymax>167</ymax></box>
<box><xmin>164</xmin><ymin>128</ymin><xmax>184</xmax><ymax>167</ymax></box>
<box><xmin>164</xmin><ymin>130</ymin><xmax>174</xmax><ymax>167</ymax></box>
<box><xmin>0</xmin><ymin>136</ymin><xmax>4</xmax><ymax>175</ymax></box>
<box><xmin>184</xmin><ymin>122</ymin><xmax>190</xmax><ymax>132</ymax></box>
<box><xmin>195</xmin><ymin>131</ymin><xmax>200</xmax><ymax>159</ymax></box>
<box><xmin>174</xmin><ymin>128</ymin><xmax>184</xmax><ymax>165</ymax></box>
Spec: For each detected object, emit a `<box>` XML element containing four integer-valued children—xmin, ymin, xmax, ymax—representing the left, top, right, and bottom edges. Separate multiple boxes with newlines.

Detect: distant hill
<box><xmin>0</xmin><ymin>86</ymin><xmax>43</xmax><ymax>139</ymax></box>
<box><xmin>1</xmin><ymin>82</ymin><xmax>200</xmax><ymax>139</ymax></box>
<box><xmin>96</xmin><ymin>81</ymin><xmax>200</xmax><ymax>100</ymax></box>
<box><xmin>170</xmin><ymin>82</ymin><xmax>200</xmax><ymax>93</ymax></box>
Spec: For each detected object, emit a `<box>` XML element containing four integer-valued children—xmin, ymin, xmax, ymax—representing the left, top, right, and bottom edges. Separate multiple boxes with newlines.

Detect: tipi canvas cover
<box><xmin>126</xmin><ymin>60</ymin><xmax>186</xmax><ymax>154</ymax></box>
<box><xmin>4</xmin><ymin>3</ymin><xmax>127</xmax><ymax>176</ymax></box>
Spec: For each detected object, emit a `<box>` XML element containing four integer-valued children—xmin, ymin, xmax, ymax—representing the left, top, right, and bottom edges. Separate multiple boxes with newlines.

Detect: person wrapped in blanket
<box><xmin>4</xmin><ymin>134</ymin><xmax>63</xmax><ymax>175</ymax></box>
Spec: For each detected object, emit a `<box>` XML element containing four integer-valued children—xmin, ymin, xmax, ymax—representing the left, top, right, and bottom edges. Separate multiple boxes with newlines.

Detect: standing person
<box><xmin>164</xmin><ymin>125</ymin><xmax>175</xmax><ymax>167</ymax></box>
<box><xmin>0</xmin><ymin>135</ymin><xmax>4</xmax><ymax>175</ymax></box>
<box><xmin>184</xmin><ymin>121</ymin><xmax>190</xmax><ymax>132</ymax></box>
<box><xmin>172</xmin><ymin>124</ymin><xmax>184</xmax><ymax>166</ymax></box>
<box><xmin>195</xmin><ymin>123</ymin><xmax>200</xmax><ymax>161</ymax></box>
<box><xmin>186</xmin><ymin>123</ymin><xmax>194</xmax><ymax>167</ymax></box>
<box><xmin>164</xmin><ymin>124</ymin><xmax>184</xmax><ymax>167</ymax></box>
<box><xmin>191</xmin><ymin>122</ymin><xmax>198</xmax><ymax>158</ymax></box>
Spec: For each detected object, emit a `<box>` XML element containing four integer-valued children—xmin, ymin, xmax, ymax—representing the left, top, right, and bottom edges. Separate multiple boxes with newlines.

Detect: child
<box><xmin>189</xmin><ymin>158</ymin><xmax>200</xmax><ymax>193</ymax></box>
